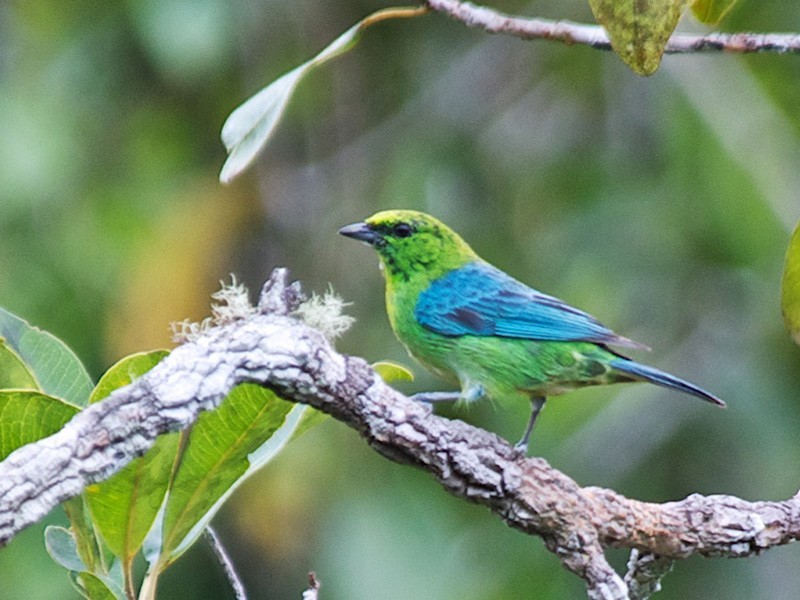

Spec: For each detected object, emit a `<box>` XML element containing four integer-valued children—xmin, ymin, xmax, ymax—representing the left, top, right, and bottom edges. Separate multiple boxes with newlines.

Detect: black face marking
<box><xmin>392</xmin><ymin>222</ymin><xmax>413</xmax><ymax>238</ymax></box>
<box><xmin>447</xmin><ymin>307</ymin><xmax>491</xmax><ymax>334</ymax></box>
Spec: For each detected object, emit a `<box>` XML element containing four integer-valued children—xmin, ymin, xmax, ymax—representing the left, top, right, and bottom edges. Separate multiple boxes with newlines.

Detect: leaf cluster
<box><xmin>0</xmin><ymin>309</ymin><xmax>317</xmax><ymax>600</ymax></box>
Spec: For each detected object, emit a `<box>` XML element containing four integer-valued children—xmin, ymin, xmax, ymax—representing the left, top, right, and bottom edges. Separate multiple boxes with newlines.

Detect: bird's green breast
<box><xmin>385</xmin><ymin>272</ymin><xmax>459</xmax><ymax>383</ymax></box>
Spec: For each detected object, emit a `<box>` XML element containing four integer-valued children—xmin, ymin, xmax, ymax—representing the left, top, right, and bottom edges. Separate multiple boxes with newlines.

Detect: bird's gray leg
<box><xmin>411</xmin><ymin>384</ymin><xmax>484</xmax><ymax>405</ymax></box>
<box><xmin>410</xmin><ymin>391</ymin><xmax>462</xmax><ymax>403</ymax></box>
<box><xmin>515</xmin><ymin>396</ymin><xmax>546</xmax><ymax>453</ymax></box>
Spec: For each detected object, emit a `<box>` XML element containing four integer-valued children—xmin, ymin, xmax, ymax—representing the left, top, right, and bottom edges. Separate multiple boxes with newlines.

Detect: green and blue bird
<box><xmin>339</xmin><ymin>210</ymin><xmax>725</xmax><ymax>452</ymax></box>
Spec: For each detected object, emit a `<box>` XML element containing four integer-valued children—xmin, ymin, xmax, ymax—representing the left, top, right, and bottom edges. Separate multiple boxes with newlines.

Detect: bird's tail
<box><xmin>610</xmin><ymin>358</ymin><xmax>726</xmax><ymax>407</ymax></box>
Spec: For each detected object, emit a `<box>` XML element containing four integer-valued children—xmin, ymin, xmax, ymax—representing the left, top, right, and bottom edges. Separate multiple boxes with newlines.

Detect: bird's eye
<box><xmin>392</xmin><ymin>223</ymin><xmax>413</xmax><ymax>238</ymax></box>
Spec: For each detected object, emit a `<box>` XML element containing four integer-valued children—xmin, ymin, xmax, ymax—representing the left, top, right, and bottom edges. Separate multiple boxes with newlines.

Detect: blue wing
<box><xmin>415</xmin><ymin>261</ymin><xmax>645</xmax><ymax>348</ymax></box>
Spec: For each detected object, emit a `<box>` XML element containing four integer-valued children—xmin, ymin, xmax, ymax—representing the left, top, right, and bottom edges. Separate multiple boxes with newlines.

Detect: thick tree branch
<box><xmin>425</xmin><ymin>0</ymin><xmax>800</xmax><ymax>54</ymax></box>
<box><xmin>0</xmin><ymin>269</ymin><xmax>799</xmax><ymax>599</ymax></box>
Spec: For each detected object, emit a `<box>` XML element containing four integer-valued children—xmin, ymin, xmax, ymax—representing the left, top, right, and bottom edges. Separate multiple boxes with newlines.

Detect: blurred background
<box><xmin>1</xmin><ymin>0</ymin><xmax>799</xmax><ymax>598</ymax></box>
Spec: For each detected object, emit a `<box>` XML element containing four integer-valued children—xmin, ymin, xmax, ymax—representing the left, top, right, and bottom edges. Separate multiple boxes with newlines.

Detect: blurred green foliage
<box><xmin>783</xmin><ymin>221</ymin><xmax>800</xmax><ymax>344</ymax></box>
<box><xmin>1</xmin><ymin>0</ymin><xmax>799</xmax><ymax>598</ymax></box>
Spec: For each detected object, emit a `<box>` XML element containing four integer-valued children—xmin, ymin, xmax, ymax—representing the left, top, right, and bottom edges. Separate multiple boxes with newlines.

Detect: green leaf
<box><xmin>691</xmin><ymin>0</ymin><xmax>739</xmax><ymax>24</ymax></box>
<box><xmin>48</xmin><ymin>527</ymin><xmax>125</xmax><ymax>600</ymax></box>
<box><xmin>107</xmin><ymin>559</ymin><xmax>125</xmax><ymax>591</ymax></box>
<box><xmin>289</xmin><ymin>406</ymin><xmax>328</xmax><ymax>442</ymax></box>
<box><xmin>0</xmin><ymin>339</ymin><xmax>38</xmax><ymax>390</ymax></box>
<box><xmin>0</xmin><ymin>390</ymin><xmax>79</xmax><ymax>460</ymax></box>
<box><xmin>85</xmin><ymin>433</ymin><xmax>179</xmax><ymax>561</ymax></box>
<box><xmin>45</xmin><ymin>526</ymin><xmax>87</xmax><ymax>573</ymax></box>
<box><xmin>253</xmin><ymin>402</ymin><xmax>319</xmax><ymax>461</ymax></box>
<box><xmin>73</xmin><ymin>572</ymin><xmax>125</xmax><ymax>600</ymax></box>
<box><xmin>154</xmin><ymin>384</ymin><xmax>298</xmax><ymax>566</ymax></box>
<box><xmin>782</xmin><ymin>220</ymin><xmax>800</xmax><ymax>345</ymax></box>
<box><xmin>219</xmin><ymin>23</ymin><xmax>361</xmax><ymax>183</ymax></box>
<box><xmin>89</xmin><ymin>350</ymin><xmax>170</xmax><ymax>404</ymax></box>
<box><xmin>85</xmin><ymin>351</ymin><xmax>178</xmax><ymax>564</ymax></box>
<box><xmin>588</xmin><ymin>0</ymin><xmax>691</xmax><ymax>75</ymax></box>
<box><xmin>0</xmin><ymin>307</ymin><xmax>93</xmax><ymax>406</ymax></box>
<box><xmin>372</xmin><ymin>360</ymin><xmax>415</xmax><ymax>383</ymax></box>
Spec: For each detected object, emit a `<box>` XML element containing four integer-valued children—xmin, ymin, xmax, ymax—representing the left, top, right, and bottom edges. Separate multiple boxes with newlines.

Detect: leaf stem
<box><xmin>138</xmin><ymin>568</ymin><xmax>158</xmax><ymax>600</ymax></box>
<box><xmin>123</xmin><ymin>557</ymin><xmax>136</xmax><ymax>600</ymax></box>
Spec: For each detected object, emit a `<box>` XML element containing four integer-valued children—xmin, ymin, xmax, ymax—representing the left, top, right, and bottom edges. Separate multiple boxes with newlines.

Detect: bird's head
<box><xmin>339</xmin><ymin>210</ymin><xmax>478</xmax><ymax>282</ymax></box>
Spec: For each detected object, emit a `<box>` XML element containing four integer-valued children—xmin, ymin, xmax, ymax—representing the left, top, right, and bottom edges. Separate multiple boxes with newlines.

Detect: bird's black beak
<box><xmin>339</xmin><ymin>222</ymin><xmax>381</xmax><ymax>246</ymax></box>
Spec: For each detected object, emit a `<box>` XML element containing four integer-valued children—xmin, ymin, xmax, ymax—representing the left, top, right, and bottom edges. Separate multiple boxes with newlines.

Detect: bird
<box><xmin>339</xmin><ymin>209</ymin><xmax>725</xmax><ymax>452</ymax></box>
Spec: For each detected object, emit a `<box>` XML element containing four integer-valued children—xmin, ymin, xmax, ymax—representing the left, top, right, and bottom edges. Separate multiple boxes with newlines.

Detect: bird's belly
<box><xmin>387</xmin><ymin>309</ymin><xmax>460</xmax><ymax>384</ymax></box>
<box><xmin>447</xmin><ymin>336</ymin><xmax>621</xmax><ymax>401</ymax></box>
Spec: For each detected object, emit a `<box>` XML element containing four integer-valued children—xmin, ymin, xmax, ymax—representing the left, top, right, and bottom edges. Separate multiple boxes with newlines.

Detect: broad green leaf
<box><xmin>147</xmin><ymin>402</ymin><xmax>315</xmax><ymax>568</ymax></box>
<box><xmin>0</xmin><ymin>390</ymin><xmax>79</xmax><ymax>460</ymax></box>
<box><xmin>0</xmin><ymin>307</ymin><xmax>93</xmax><ymax>406</ymax></box>
<box><xmin>155</xmin><ymin>384</ymin><xmax>297</xmax><ymax>566</ymax></box>
<box><xmin>85</xmin><ymin>351</ymin><xmax>178</xmax><ymax>564</ymax></box>
<box><xmin>0</xmin><ymin>339</ymin><xmax>37</xmax><ymax>390</ymax></box>
<box><xmin>45</xmin><ymin>526</ymin><xmax>87</xmax><ymax>573</ymax></box>
<box><xmin>219</xmin><ymin>22</ymin><xmax>361</xmax><ymax>183</ymax></box>
<box><xmin>691</xmin><ymin>0</ymin><xmax>739</xmax><ymax>24</ymax></box>
<box><xmin>49</xmin><ymin>527</ymin><xmax>124</xmax><ymax>600</ymax></box>
<box><xmin>147</xmin><ymin>404</ymin><xmax>317</xmax><ymax>566</ymax></box>
<box><xmin>588</xmin><ymin>0</ymin><xmax>691</xmax><ymax>75</ymax></box>
<box><xmin>73</xmin><ymin>572</ymin><xmax>124</xmax><ymax>600</ymax></box>
<box><xmin>89</xmin><ymin>350</ymin><xmax>169</xmax><ymax>404</ymax></box>
<box><xmin>372</xmin><ymin>360</ymin><xmax>415</xmax><ymax>383</ymax></box>
<box><xmin>85</xmin><ymin>433</ymin><xmax>179</xmax><ymax>561</ymax></box>
<box><xmin>782</xmin><ymin>220</ymin><xmax>800</xmax><ymax>345</ymax></box>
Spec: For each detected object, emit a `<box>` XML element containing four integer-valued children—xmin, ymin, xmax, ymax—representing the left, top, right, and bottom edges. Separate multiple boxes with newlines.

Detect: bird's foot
<box><xmin>513</xmin><ymin>439</ymin><xmax>529</xmax><ymax>456</ymax></box>
<box><xmin>409</xmin><ymin>391</ymin><xmax>461</xmax><ymax>404</ymax></box>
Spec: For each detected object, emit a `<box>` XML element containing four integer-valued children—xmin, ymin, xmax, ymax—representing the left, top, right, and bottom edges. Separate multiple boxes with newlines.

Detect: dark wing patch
<box><xmin>446</xmin><ymin>307</ymin><xmax>492</xmax><ymax>334</ymax></box>
<box><xmin>415</xmin><ymin>261</ymin><xmax>644</xmax><ymax>348</ymax></box>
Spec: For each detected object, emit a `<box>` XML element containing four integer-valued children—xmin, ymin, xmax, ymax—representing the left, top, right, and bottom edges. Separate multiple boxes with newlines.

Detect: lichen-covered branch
<box><xmin>1</xmin><ymin>269</ymin><xmax>799</xmax><ymax>600</ymax></box>
<box><xmin>425</xmin><ymin>0</ymin><xmax>800</xmax><ymax>54</ymax></box>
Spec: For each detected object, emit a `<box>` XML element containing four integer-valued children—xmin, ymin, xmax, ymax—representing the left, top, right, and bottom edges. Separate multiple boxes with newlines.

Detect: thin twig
<box><xmin>425</xmin><ymin>0</ymin><xmax>800</xmax><ymax>54</ymax></box>
<box><xmin>624</xmin><ymin>551</ymin><xmax>673</xmax><ymax>600</ymax></box>
<box><xmin>302</xmin><ymin>572</ymin><xmax>321</xmax><ymax>600</ymax></box>
<box><xmin>205</xmin><ymin>526</ymin><xmax>248</xmax><ymax>600</ymax></box>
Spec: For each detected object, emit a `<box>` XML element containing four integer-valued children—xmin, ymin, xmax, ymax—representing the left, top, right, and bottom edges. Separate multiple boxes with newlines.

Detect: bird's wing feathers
<box><xmin>415</xmin><ymin>262</ymin><xmax>644</xmax><ymax>348</ymax></box>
